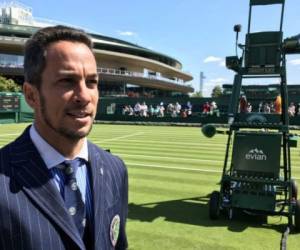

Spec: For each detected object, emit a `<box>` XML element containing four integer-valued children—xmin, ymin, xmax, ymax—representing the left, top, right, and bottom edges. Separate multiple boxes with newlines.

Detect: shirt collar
<box><xmin>29</xmin><ymin>124</ymin><xmax>89</xmax><ymax>170</ymax></box>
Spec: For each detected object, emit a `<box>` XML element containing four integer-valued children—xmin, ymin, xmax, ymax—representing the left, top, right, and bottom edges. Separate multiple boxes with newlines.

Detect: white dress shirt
<box><xmin>29</xmin><ymin>124</ymin><xmax>88</xmax><ymax>203</ymax></box>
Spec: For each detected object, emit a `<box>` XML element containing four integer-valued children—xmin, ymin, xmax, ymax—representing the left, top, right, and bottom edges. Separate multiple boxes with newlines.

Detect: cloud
<box><xmin>288</xmin><ymin>59</ymin><xmax>300</xmax><ymax>65</ymax></box>
<box><xmin>202</xmin><ymin>78</ymin><xmax>228</xmax><ymax>97</ymax></box>
<box><xmin>208</xmin><ymin>78</ymin><xmax>228</xmax><ymax>84</ymax></box>
<box><xmin>219</xmin><ymin>60</ymin><xmax>226</xmax><ymax>67</ymax></box>
<box><xmin>117</xmin><ymin>30</ymin><xmax>137</xmax><ymax>36</ymax></box>
<box><xmin>203</xmin><ymin>56</ymin><xmax>223</xmax><ymax>63</ymax></box>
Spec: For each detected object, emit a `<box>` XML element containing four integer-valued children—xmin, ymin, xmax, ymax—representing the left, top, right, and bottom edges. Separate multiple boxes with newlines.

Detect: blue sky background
<box><xmin>11</xmin><ymin>0</ymin><xmax>300</xmax><ymax>96</ymax></box>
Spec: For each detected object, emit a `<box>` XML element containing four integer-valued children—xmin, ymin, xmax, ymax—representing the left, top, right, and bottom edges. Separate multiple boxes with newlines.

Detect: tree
<box><xmin>191</xmin><ymin>91</ymin><xmax>203</xmax><ymax>98</ymax></box>
<box><xmin>0</xmin><ymin>76</ymin><xmax>21</xmax><ymax>92</ymax></box>
<box><xmin>211</xmin><ymin>85</ymin><xmax>223</xmax><ymax>98</ymax></box>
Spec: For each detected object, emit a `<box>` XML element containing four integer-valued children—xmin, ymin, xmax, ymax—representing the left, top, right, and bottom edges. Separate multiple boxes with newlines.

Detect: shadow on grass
<box><xmin>128</xmin><ymin>195</ymin><xmax>287</xmax><ymax>233</ymax></box>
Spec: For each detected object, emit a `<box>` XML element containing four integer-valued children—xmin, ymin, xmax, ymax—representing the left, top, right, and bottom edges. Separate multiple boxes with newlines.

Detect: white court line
<box><xmin>100</xmin><ymin>132</ymin><xmax>145</xmax><ymax>142</ymax></box>
<box><xmin>119</xmin><ymin>153</ymin><xmax>222</xmax><ymax>163</ymax></box>
<box><xmin>103</xmin><ymin>138</ymin><xmax>227</xmax><ymax>147</ymax></box>
<box><xmin>0</xmin><ymin>133</ymin><xmax>20</xmax><ymax>137</ymax></box>
<box><xmin>127</xmin><ymin>162</ymin><xmax>222</xmax><ymax>173</ymax></box>
<box><xmin>126</xmin><ymin>162</ymin><xmax>300</xmax><ymax>180</ymax></box>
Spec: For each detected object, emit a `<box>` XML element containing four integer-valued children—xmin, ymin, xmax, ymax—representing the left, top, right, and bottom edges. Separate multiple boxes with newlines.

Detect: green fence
<box><xmin>19</xmin><ymin>94</ymin><xmax>34</xmax><ymax>122</ymax></box>
<box><xmin>2</xmin><ymin>93</ymin><xmax>300</xmax><ymax>126</ymax></box>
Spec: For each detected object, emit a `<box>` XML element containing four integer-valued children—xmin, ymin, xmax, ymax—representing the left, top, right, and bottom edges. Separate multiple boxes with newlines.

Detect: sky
<box><xmin>7</xmin><ymin>0</ymin><xmax>300</xmax><ymax>96</ymax></box>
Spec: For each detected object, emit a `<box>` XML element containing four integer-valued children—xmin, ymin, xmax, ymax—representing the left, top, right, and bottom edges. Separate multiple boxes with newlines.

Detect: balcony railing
<box><xmin>0</xmin><ymin>36</ymin><xmax>28</xmax><ymax>43</ymax></box>
<box><xmin>0</xmin><ymin>62</ymin><xmax>190</xmax><ymax>87</ymax></box>
<box><xmin>98</xmin><ymin>67</ymin><xmax>187</xmax><ymax>86</ymax></box>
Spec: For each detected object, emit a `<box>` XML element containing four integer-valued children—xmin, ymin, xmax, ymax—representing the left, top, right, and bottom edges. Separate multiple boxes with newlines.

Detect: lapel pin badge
<box><xmin>110</xmin><ymin>214</ymin><xmax>120</xmax><ymax>247</ymax></box>
<box><xmin>100</xmin><ymin>168</ymin><xmax>104</xmax><ymax>175</ymax></box>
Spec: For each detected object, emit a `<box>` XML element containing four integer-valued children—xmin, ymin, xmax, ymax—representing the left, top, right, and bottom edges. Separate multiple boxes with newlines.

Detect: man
<box><xmin>0</xmin><ymin>25</ymin><xmax>128</xmax><ymax>250</ymax></box>
<box><xmin>274</xmin><ymin>94</ymin><xmax>282</xmax><ymax>114</ymax></box>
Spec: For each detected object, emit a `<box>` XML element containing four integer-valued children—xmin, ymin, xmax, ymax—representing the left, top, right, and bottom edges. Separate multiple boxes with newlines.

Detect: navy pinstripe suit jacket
<box><xmin>0</xmin><ymin>126</ymin><xmax>128</xmax><ymax>250</ymax></box>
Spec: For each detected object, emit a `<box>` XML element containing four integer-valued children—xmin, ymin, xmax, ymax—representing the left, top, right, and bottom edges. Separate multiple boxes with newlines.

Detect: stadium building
<box><xmin>0</xmin><ymin>1</ymin><xmax>194</xmax><ymax>98</ymax></box>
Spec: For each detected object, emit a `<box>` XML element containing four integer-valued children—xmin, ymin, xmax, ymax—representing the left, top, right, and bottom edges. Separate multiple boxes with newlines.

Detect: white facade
<box><xmin>0</xmin><ymin>2</ymin><xmax>33</xmax><ymax>25</ymax></box>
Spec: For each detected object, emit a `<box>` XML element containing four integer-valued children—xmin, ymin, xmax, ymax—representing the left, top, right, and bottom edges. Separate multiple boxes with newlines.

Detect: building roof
<box><xmin>0</xmin><ymin>2</ymin><xmax>194</xmax><ymax>93</ymax></box>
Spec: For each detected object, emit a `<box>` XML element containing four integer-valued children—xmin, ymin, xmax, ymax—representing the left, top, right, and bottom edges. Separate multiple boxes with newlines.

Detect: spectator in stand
<box><xmin>270</xmin><ymin>102</ymin><xmax>275</xmax><ymax>113</ymax></box>
<box><xmin>134</xmin><ymin>102</ymin><xmax>141</xmax><ymax>116</ymax></box>
<box><xmin>202</xmin><ymin>102</ymin><xmax>210</xmax><ymax>114</ymax></box>
<box><xmin>274</xmin><ymin>94</ymin><xmax>282</xmax><ymax>114</ymax></box>
<box><xmin>154</xmin><ymin>105</ymin><xmax>160</xmax><ymax>116</ymax></box>
<box><xmin>158</xmin><ymin>103</ymin><xmax>165</xmax><ymax>117</ymax></box>
<box><xmin>288</xmin><ymin>102</ymin><xmax>296</xmax><ymax>117</ymax></box>
<box><xmin>296</xmin><ymin>103</ymin><xmax>300</xmax><ymax>116</ymax></box>
<box><xmin>210</xmin><ymin>101</ymin><xmax>216</xmax><ymax>115</ymax></box>
<box><xmin>258</xmin><ymin>101</ymin><xmax>263</xmax><ymax>112</ymax></box>
<box><xmin>239</xmin><ymin>95</ymin><xmax>248</xmax><ymax>113</ymax></box>
<box><xmin>167</xmin><ymin>103</ymin><xmax>175</xmax><ymax>117</ymax></box>
<box><xmin>128</xmin><ymin>105</ymin><xmax>134</xmax><ymax>116</ymax></box>
<box><xmin>175</xmin><ymin>102</ymin><xmax>181</xmax><ymax>117</ymax></box>
<box><xmin>247</xmin><ymin>102</ymin><xmax>252</xmax><ymax>113</ymax></box>
<box><xmin>186</xmin><ymin>101</ymin><xmax>192</xmax><ymax>116</ymax></box>
<box><xmin>140</xmin><ymin>101</ymin><xmax>148</xmax><ymax>117</ymax></box>
<box><xmin>181</xmin><ymin>109</ymin><xmax>187</xmax><ymax>118</ymax></box>
<box><xmin>263</xmin><ymin>102</ymin><xmax>271</xmax><ymax>113</ymax></box>
<box><xmin>210</xmin><ymin>101</ymin><xmax>220</xmax><ymax>117</ymax></box>
<box><xmin>149</xmin><ymin>105</ymin><xmax>155</xmax><ymax>116</ymax></box>
<box><xmin>122</xmin><ymin>105</ymin><xmax>129</xmax><ymax>115</ymax></box>
<box><xmin>171</xmin><ymin>104</ymin><xmax>177</xmax><ymax>117</ymax></box>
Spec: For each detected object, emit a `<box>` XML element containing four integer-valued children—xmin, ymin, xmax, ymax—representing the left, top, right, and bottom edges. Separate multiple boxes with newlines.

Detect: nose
<box><xmin>73</xmin><ymin>80</ymin><xmax>92</xmax><ymax>104</ymax></box>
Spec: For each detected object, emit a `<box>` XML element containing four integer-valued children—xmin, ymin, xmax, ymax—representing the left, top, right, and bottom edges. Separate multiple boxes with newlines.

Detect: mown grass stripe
<box><xmin>131</xmin><ymin>181</ymin><xmax>214</xmax><ymax>198</ymax></box>
<box><xmin>121</xmin><ymin>153</ymin><xmax>223</xmax><ymax>163</ymax></box>
<box><xmin>100</xmin><ymin>138</ymin><xmax>228</xmax><ymax>147</ymax></box>
<box><xmin>99</xmin><ymin>143</ymin><xmax>227</xmax><ymax>154</ymax></box>
<box><xmin>0</xmin><ymin>133</ymin><xmax>20</xmax><ymax>137</ymax></box>
<box><xmin>130</xmin><ymin>172</ymin><xmax>219</xmax><ymax>186</ymax></box>
<box><xmin>100</xmin><ymin>132</ymin><xmax>145</xmax><ymax>142</ymax></box>
<box><xmin>104</xmin><ymin>147</ymin><xmax>228</xmax><ymax>158</ymax></box>
<box><xmin>126</xmin><ymin>162</ymin><xmax>223</xmax><ymax>173</ymax></box>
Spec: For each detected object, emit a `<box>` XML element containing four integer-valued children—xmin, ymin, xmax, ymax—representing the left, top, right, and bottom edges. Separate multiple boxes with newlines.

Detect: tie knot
<box><xmin>63</xmin><ymin>158</ymin><xmax>82</xmax><ymax>177</ymax></box>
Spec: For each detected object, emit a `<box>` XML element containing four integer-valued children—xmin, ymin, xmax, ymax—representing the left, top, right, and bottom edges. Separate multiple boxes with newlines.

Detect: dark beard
<box><xmin>39</xmin><ymin>93</ymin><xmax>93</xmax><ymax>141</ymax></box>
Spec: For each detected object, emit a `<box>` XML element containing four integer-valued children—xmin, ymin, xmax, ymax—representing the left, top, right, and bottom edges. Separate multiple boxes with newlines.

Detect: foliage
<box><xmin>190</xmin><ymin>91</ymin><xmax>203</xmax><ymax>98</ymax></box>
<box><xmin>0</xmin><ymin>76</ymin><xmax>21</xmax><ymax>92</ymax></box>
<box><xmin>211</xmin><ymin>85</ymin><xmax>223</xmax><ymax>98</ymax></box>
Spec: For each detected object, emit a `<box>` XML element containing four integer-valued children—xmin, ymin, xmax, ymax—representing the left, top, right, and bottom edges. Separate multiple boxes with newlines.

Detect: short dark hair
<box><xmin>24</xmin><ymin>25</ymin><xmax>93</xmax><ymax>88</ymax></box>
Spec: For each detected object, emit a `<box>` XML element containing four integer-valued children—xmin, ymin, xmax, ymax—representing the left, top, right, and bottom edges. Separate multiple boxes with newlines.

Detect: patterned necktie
<box><xmin>59</xmin><ymin>158</ymin><xmax>86</xmax><ymax>236</ymax></box>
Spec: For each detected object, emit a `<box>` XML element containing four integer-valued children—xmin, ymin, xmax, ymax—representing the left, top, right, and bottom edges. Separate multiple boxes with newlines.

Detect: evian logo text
<box><xmin>245</xmin><ymin>148</ymin><xmax>267</xmax><ymax>161</ymax></box>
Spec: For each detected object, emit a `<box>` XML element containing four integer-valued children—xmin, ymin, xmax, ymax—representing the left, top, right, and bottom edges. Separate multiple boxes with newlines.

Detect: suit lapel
<box><xmin>11</xmin><ymin>127</ymin><xmax>85</xmax><ymax>250</ymax></box>
<box><xmin>88</xmin><ymin>143</ymin><xmax>105</xmax><ymax>249</ymax></box>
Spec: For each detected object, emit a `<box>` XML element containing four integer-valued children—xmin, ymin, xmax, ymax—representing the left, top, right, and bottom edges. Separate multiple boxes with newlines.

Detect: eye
<box><xmin>58</xmin><ymin>77</ymin><xmax>75</xmax><ymax>87</ymax></box>
<box><xmin>86</xmin><ymin>78</ymin><xmax>99</xmax><ymax>88</ymax></box>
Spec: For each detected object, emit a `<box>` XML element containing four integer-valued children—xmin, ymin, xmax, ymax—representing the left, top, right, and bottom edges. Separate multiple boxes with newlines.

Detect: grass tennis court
<box><xmin>1</xmin><ymin>123</ymin><xmax>300</xmax><ymax>249</ymax></box>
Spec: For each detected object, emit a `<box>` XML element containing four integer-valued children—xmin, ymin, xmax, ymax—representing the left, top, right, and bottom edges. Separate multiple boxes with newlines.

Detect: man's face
<box><xmin>31</xmin><ymin>41</ymin><xmax>99</xmax><ymax>141</ymax></box>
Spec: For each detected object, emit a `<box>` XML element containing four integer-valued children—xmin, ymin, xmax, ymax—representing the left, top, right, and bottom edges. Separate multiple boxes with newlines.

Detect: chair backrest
<box><xmin>250</xmin><ymin>0</ymin><xmax>284</xmax><ymax>5</ymax></box>
<box><xmin>244</xmin><ymin>31</ymin><xmax>283</xmax><ymax>68</ymax></box>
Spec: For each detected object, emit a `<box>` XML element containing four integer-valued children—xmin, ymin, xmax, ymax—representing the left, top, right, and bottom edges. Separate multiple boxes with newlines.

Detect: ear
<box><xmin>23</xmin><ymin>82</ymin><xmax>39</xmax><ymax>109</ymax></box>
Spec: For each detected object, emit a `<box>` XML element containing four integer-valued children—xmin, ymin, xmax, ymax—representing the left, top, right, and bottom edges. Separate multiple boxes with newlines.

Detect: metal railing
<box><xmin>0</xmin><ymin>35</ymin><xmax>27</xmax><ymax>43</ymax></box>
<box><xmin>98</xmin><ymin>67</ymin><xmax>186</xmax><ymax>86</ymax></box>
<box><xmin>0</xmin><ymin>61</ymin><xmax>189</xmax><ymax>87</ymax></box>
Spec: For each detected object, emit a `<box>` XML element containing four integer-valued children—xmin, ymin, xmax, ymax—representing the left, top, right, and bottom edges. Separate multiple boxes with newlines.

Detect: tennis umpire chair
<box><xmin>205</xmin><ymin>0</ymin><xmax>300</xmax><ymax>231</ymax></box>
